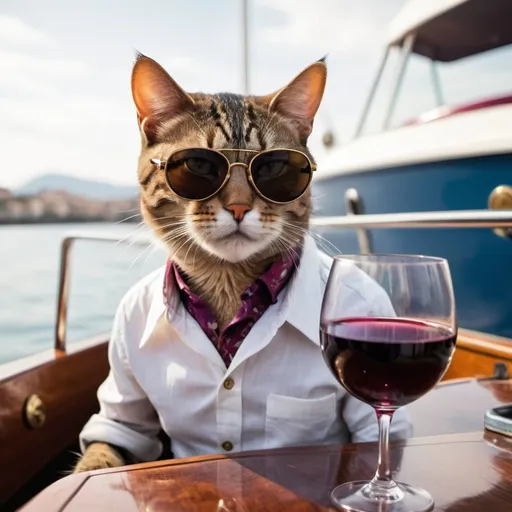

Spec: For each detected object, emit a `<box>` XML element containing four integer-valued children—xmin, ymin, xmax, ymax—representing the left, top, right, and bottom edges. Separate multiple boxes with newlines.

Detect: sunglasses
<box><xmin>150</xmin><ymin>148</ymin><xmax>316</xmax><ymax>204</ymax></box>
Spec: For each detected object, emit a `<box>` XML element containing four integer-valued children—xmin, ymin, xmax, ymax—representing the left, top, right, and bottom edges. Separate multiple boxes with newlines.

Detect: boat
<box><xmin>312</xmin><ymin>0</ymin><xmax>512</xmax><ymax>339</ymax></box>
<box><xmin>2</xmin><ymin>1</ymin><xmax>512</xmax><ymax>508</ymax></box>
<box><xmin>0</xmin><ymin>215</ymin><xmax>510</xmax><ymax>511</ymax></box>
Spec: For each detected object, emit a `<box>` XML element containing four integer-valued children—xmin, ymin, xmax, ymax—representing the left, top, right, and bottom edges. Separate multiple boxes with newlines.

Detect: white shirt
<box><xmin>79</xmin><ymin>235</ymin><xmax>412</xmax><ymax>462</ymax></box>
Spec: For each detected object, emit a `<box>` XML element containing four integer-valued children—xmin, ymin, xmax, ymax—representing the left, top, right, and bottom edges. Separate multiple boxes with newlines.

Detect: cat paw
<box><xmin>72</xmin><ymin>442</ymin><xmax>125</xmax><ymax>473</ymax></box>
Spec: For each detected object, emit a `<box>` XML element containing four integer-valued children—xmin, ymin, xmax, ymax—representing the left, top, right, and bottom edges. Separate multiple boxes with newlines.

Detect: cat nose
<box><xmin>225</xmin><ymin>204</ymin><xmax>252</xmax><ymax>223</ymax></box>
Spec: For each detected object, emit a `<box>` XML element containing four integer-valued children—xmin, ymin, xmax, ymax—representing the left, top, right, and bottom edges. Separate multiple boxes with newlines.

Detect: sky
<box><xmin>1</xmin><ymin>0</ymin><xmax>511</xmax><ymax>189</ymax></box>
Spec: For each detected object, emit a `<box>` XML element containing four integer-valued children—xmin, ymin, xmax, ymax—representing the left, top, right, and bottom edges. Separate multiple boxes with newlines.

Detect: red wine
<box><xmin>320</xmin><ymin>317</ymin><xmax>456</xmax><ymax>410</ymax></box>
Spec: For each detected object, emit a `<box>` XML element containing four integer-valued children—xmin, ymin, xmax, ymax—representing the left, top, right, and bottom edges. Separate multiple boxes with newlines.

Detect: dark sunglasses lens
<box><xmin>165</xmin><ymin>149</ymin><xmax>228</xmax><ymax>200</ymax></box>
<box><xmin>250</xmin><ymin>150</ymin><xmax>312</xmax><ymax>203</ymax></box>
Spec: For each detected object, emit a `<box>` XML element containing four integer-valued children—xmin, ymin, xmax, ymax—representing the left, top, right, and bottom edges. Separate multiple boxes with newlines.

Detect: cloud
<box><xmin>0</xmin><ymin>49</ymin><xmax>89</xmax><ymax>94</ymax></box>
<box><xmin>255</xmin><ymin>0</ymin><xmax>396</xmax><ymax>55</ymax></box>
<box><xmin>0</xmin><ymin>94</ymin><xmax>139</xmax><ymax>189</ymax></box>
<box><xmin>0</xmin><ymin>15</ymin><xmax>52</xmax><ymax>46</ymax></box>
<box><xmin>158</xmin><ymin>54</ymin><xmax>240</xmax><ymax>93</ymax></box>
<box><xmin>165</xmin><ymin>56</ymin><xmax>200</xmax><ymax>75</ymax></box>
<box><xmin>0</xmin><ymin>95</ymin><xmax>130</xmax><ymax>136</ymax></box>
<box><xmin>0</xmin><ymin>129</ymin><xmax>140</xmax><ymax>189</ymax></box>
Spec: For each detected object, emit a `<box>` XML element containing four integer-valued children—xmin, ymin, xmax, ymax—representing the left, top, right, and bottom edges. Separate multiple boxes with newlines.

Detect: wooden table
<box><xmin>19</xmin><ymin>379</ymin><xmax>512</xmax><ymax>511</ymax></box>
<box><xmin>408</xmin><ymin>377</ymin><xmax>512</xmax><ymax>437</ymax></box>
<box><xmin>20</xmin><ymin>431</ymin><xmax>512</xmax><ymax>511</ymax></box>
<box><xmin>23</xmin><ymin>380</ymin><xmax>512</xmax><ymax>512</ymax></box>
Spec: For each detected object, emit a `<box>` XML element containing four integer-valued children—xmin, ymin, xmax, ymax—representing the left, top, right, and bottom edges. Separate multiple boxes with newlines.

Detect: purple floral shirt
<box><xmin>163</xmin><ymin>254</ymin><xmax>299</xmax><ymax>367</ymax></box>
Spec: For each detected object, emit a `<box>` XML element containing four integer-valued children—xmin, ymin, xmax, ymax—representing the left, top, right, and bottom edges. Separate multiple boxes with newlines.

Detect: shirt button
<box><xmin>223</xmin><ymin>377</ymin><xmax>234</xmax><ymax>390</ymax></box>
<box><xmin>222</xmin><ymin>441</ymin><xmax>233</xmax><ymax>452</ymax></box>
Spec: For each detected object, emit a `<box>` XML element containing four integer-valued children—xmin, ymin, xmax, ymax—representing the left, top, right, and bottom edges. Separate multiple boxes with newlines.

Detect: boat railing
<box><xmin>55</xmin><ymin>233</ymin><xmax>153</xmax><ymax>353</ymax></box>
<box><xmin>55</xmin><ymin>210</ymin><xmax>512</xmax><ymax>352</ymax></box>
<box><xmin>310</xmin><ymin>209</ymin><xmax>512</xmax><ymax>230</ymax></box>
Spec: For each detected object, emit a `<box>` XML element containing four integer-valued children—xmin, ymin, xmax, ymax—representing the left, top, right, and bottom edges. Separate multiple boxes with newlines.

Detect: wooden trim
<box><xmin>457</xmin><ymin>328</ymin><xmax>512</xmax><ymax>359</ymax></box>
<box><xmin>0</xmin><ymin>339</ymin><xmax>109</xmax><ymax>503</ymax></box>
<box><xmin>443</xmin><ymin>328</ymin><xmax>512</xmax><ymax>381</ymax></box>
<box><xmin>437</xmin><ymin>377</ymin><xmax>475</xmax><ymax>387</ymax></box>
<box><xmin>0</xmin><ymin>335</ymin><xmax>108</xmax><ymax>382</ymax></box>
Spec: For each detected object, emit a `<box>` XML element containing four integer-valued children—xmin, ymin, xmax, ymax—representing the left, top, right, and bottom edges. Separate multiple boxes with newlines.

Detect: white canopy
<box><xmin>386</xmin><ymin>0</ymin><xmax>512</xmax><ymax>61</ymax></box>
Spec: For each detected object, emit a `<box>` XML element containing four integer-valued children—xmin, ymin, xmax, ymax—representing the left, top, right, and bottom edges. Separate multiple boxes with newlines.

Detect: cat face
<box><xmin>131</xmin><ymin>54</ymin><xmax>326</xmax><ymax>264</ymax></box>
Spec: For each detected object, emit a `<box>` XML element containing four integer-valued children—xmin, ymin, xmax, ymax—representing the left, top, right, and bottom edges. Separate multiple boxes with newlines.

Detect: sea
<box><xmin>0</xmin><ymin>223</ymin><xmax>166</xmax><ymax>364</ymax></box>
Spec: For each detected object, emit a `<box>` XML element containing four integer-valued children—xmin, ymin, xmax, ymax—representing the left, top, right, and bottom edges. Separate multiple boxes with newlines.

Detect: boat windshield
<box><xmin>357</xmin><ymin>44</ymin><xmax>512</xmax><ymax>138</ymax></box>
<box><xmin>356</xmin><ymin>11</ymin><xmax>512</xmax><ymax>137</ymax></box>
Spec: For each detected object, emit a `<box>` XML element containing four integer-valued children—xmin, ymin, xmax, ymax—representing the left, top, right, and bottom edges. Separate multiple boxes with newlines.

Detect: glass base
<box><xmin>331</xmin><ymin>480</ymin><xmax>434</xmax><ymax>512</ymax></box>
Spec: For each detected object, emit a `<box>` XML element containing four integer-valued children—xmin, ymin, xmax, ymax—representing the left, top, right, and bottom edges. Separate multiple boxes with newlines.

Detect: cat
<box><xmin>73</xmin><ymin>52</ymin><xmax>327</xmax><ymax>473</ymax></box>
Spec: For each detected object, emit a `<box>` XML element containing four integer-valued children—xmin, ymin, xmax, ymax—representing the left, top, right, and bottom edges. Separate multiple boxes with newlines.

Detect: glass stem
<box><xmin>374</xmin><ymin>412</ymin><xmax>393</xmax><ymax>486</ymax></box>
<box><xmin>363</xmin><ymin>412</ymin><xmax>403</xmax><ymax>501</ymax></box>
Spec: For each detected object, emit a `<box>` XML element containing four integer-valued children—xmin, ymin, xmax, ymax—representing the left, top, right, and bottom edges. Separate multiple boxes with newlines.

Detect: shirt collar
<box><xmin>141</xmin><ymin>235</ymin><xmax>329</xmax><ymax>348</ymax></box>
<box><xmin>280</xmin><ymin>235</ymin><xmax>330</xmax><ymax>346</ymax></box>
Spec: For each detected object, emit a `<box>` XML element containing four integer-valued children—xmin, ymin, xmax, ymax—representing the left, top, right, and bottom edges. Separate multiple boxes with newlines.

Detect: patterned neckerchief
<box><xmin>163</xmin><ymin>252</ymin><xmax>300</xmax><ymax>367</ymax></box>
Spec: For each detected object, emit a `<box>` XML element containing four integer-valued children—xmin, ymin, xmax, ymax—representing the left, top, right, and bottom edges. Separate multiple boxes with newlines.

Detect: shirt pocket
<box><xmin>264</xmin><ymin>392</ymin><xmax>337</xmax><ymax>450</ymax></box>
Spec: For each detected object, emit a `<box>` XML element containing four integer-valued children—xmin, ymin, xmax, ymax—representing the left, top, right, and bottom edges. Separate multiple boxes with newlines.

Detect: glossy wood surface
<box><xmin>20</xmin><ymin>430</ymin><xmax>512</xmax><ymax>512</ymax></box>
<box><xmin>0</xmin><ymin>337</ymin><xmax>109</xmax><ymax>504</ymax></box>
<box><xmin>408</xmin><ymin>378</ymin><xmax>512</xmax><ymax>437</ymax></box>
<box><xmin>445</xmin><ymin>329</ymin><xmax>512</xmax><ymax>380</ymax></box>
<box><xmin>16</xmin><ymin>474</ymin><xmax>88</xmax><ymax>512</ymax></box>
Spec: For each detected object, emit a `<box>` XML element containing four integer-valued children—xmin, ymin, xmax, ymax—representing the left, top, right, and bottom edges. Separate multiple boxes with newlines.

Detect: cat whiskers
<box><xmin>136</xmin><ymin>219</ymin><xmax>188</xmax><ymax>258</ymax></box>
<box><xmin>157</xmin><ymin>220</ymin><xmax>188</xmax><ymax>233</ymax></box>
<box><xmin>279</xmin><ymin>220</ymin><xmax>340</xmax><ymax>256</ymax></box>
<box><xmin>180</xmin><ymin>223</ymin><xmax>222</xmax><ymax>266</ymax></box>
<box><xmin>131</xmin><ymin>230</ymin><xmax>188</xmax><ymax>270</ymax></box>
<box><xmin>128</xmin><ymin>219</ymin><xmax>188</xmax><ymax>268</ymax></box>
<box><xmin>117</xmin><ymin>206</ymin><xmax>142</xmax><ymax>213</ymax></box>
<box><xmin>267</xmin><ymin>238</ymin><xmax>290</xmax><ymax>262</ymax></box>
<box><xmin>183</xmin><ymin>230</ymin><xmax>202</xmax><ymax>264</ymax></box>
<box><xmin>141</xmin><ymin>239</ymin><xmax>168</xmax><ymax>268</ymax></box>
<box><xmin>161</xmin><ymin>227</ymin><xmax>190</xmax><ymax>249</ymax></box>
<box><xmin>172</xmin><ymin>231</ymin><xmax>198</xmax><ymax>261</ymax></box>
<box><xmin>272</xmin><ymin>237</ymin><xmax>301</xmax><ymax>267</ymax></box>
<box><xmin>129</xmin><ymin>239</ymin><xmax>162</xmax><ymax>269</ymax></box>
<box><xmin>114</xmin><ymin>221</ymin><xmax>145</xmax><ymax>246</ymax></box>
<box><xmin>191</xmin><ymin>229</ymin><xmax>223</xmax><ymax>266</ymax></box>
<box><xmin>115</xmin><ymin>212</ymin><xmax>142</xmax><ymax>224</ymax></box>
<box><xmin>115</xmin><ymin>222</ymin><xmax>158</xmax><ymax>262</ymax></box>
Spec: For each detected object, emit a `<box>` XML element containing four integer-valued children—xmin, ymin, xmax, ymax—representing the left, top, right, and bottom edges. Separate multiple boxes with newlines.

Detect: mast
<box><xmin>242</xmin><ymin>0</ymin><xmax>250</xmax><ymax>94</ymax></box>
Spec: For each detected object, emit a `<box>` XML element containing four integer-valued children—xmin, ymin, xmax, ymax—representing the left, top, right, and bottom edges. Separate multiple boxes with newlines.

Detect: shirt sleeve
<box><xmin>342</xmin><ymin>397</ymin><xmax>413</xmax><ymax>443</ymax></box>
<box><xmin>79</xmin><ymin>301</ymin><xmax>163</xmax><ymax>462</ymax></box>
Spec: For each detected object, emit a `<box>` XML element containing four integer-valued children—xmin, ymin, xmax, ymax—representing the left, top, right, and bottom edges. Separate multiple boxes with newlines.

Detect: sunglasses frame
<box><xmin>150</xmin><ymin>147</ymin><xmax>317</xmax><ymax>205</ymax></box>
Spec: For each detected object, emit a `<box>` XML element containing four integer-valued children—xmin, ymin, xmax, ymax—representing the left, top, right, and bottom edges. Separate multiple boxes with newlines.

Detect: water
<box><xmin>0</xmin><ymin>223</ymin><xmax>166</xmax><ymax>364</ymax></box>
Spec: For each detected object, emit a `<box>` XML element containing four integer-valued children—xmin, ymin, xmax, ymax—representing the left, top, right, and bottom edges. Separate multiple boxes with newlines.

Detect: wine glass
<box><xmin>320</xmin><ymin>254</ymin><xmax>457</xmax><ymax>512</ymax></box>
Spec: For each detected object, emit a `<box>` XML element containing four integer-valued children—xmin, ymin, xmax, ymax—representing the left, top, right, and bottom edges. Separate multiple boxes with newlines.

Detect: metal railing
<box><xmin>54</xmin><ymin>210</ymin><xmax>512</xmax><ymax>352</ymax></box>
<box><xmin>55</xmin><ymin>233</ymin><xmax>152</xmax><ymax>352</ymax></box>
<box><xmin>310</xmin><ymin>209</ymin><xmax>512</xmax><ymax>230</ymax></box>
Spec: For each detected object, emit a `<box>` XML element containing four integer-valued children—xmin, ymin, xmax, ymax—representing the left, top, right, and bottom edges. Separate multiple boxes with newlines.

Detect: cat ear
<box><xmin>264</xmin><ymin>58</ymin><xmax>327</xmax><ymax>139</ymax></box>
<box><xmin>131</xmin><ymin>53</ymin><xmax>195</xmax><ymax>143</ymax></box>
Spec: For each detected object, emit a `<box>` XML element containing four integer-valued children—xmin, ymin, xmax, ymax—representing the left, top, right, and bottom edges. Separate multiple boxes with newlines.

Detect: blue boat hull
<box><xmin>312</xmin><ymin>153</ymin><xmax>512</xmax><ymax>338</ymax></box>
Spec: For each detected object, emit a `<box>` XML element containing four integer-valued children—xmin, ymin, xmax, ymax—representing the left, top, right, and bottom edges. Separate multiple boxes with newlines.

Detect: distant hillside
<box><xmin>16</xmin><ymin>173</ymin><xmax>138</xmax><ymax>200</ymax></box>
